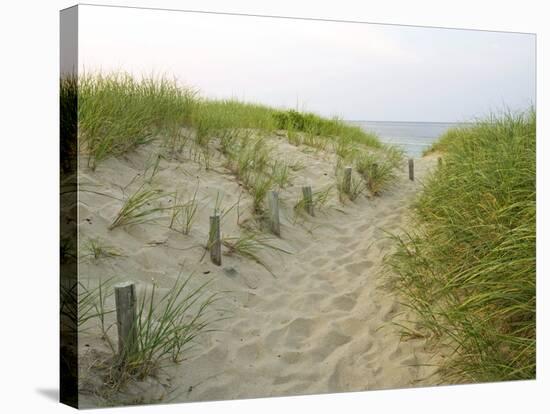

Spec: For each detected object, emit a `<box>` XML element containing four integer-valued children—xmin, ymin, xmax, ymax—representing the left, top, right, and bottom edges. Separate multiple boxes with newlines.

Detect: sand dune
<box><xmin>77</xmin><ymin>134</ymin><xmax>441</xmax><ymax>406</ymax></box>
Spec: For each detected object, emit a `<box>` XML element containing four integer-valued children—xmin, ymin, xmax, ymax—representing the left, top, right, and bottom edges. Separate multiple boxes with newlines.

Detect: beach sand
<box><xmin>77</xmin><ymin>134</ymin><xmax>441</xmax><ymax>406</ymax></box>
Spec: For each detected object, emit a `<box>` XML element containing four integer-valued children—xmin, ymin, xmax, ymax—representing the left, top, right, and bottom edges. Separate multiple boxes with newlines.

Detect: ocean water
<box><xmin>347</xmin><ymin>121</ymin><xmax>467</xmax><ymax>157</ymax></box>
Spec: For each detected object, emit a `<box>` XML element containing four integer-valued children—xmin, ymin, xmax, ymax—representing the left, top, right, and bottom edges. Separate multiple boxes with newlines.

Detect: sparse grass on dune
<box><xmin>122</xmin><ymin>275</ymin><xmax>221</xmax><ymax>377</ymax></box>
<box><xmin>80</xmin><ymin>274</ymin><xmax>222</xmax><ymax>391</ymax></box>
<box><xmin>335</xmin><ymin>165</ymin><xmax>365</xmax><ymax>202</ymax></box>
<box><xmin>77</xmin><ymin>277</ymin><xmax>116</xmax><ymax>332</ymax></box>
<box><xmin>109</xmin><ymin>184</ymin><xmax>173</xmax><ymax>230</ymax></box>
<box><xmin>293</xmin><ymin>185</ymin><xmax>333</xmax><ymax>216</ymax></box>
<box><xmin>222</xmin><ymin>231</ymin><xmax>291</xmax><ymax>275</ymax></box>
<box><xmin>170</xmin><ymin>184</ymin><xmax>200</xmax><ymax>235</ymax></box>
<box><xmin>386</xmin><ymin>109</ymin><xmax>536</xmax><ymax>383</ymax></box>
<box><xmin>69</xmin><ymin>72</ymin><xmax>402</xmax><ymax>216</ymax></box>
<box><xmin>82</xmin><ymin>238</ymin><xmax>122</xmax><ymax>260</ymax></box>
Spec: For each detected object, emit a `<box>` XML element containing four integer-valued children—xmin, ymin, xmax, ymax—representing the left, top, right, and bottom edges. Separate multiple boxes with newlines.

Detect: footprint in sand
<box><xmin>311</xmin><ymin>331</ymin><xmax>351</xmax><ymax>363</ymax></box>
<box><xmin>388</xmin><ymin>345</ymin><xmax>403</xmax><ymax>361</ymax></box>
<box><xmin>280</xmin><ymin>351</ymin><xmax>302</xmax><ymax>364</ymax></box>
<box><xmin>331</xmin><ymin>293</ymin><xmax>358</xmax><ymax>312</ymax></box>
<box><xmin>355</xmin><ymin>223</ymin><xmax>369</xmax><ymax>233</ymax></box>
<box><xmin>335</xmin><ymin>236</ymin><xmax>354</xmax><ymax>244</ymax></box>
<box><xmin>289</xmin><ymin>292</ymin><xmax>325</xmax><ymax>313</ymax></box>
<box><xmin>381</xmin><ymin>302</ymin><xmax>399</xmax><ymax>322</ymax></box>
<box><xmin>273</xmin><ymin>374</ymin><xmax>294</xmax><ymax>385</ymax></box>
<box><xmin>327</xmin><ymin>245</ymin><xmax>348</xmax><ymax>257</ymax></box>
<box><xmin>266</xmin><ymin>317</ymin><xmax>318</xmax><ymax>349</ymax></box>
<box><xmin>344</xmin><ymin>260</ymin><xmax>373</xmax><ymax>275</ymax></box>
<box><xmin>335</xmin><ymin>254</ymin><xmax>355</xmax><ymax>266</ymax></box>
<box><xmin>235</xmin><ymin>341</ymin><xmax>261</xmax><ymax>363</ymax></box>
<box><xmin>310</xmin><ymin>257</ymin><xmax>329</xmax><ymax>267</ymax></box>
<box><xmin>375</xmin><ymin>240</ymin><xmax>392</xmax><ymax>252</ymax></box>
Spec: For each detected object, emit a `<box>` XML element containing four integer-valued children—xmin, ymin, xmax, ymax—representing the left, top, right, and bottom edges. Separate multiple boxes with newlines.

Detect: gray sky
<box><xmin>79</xmin><ymin>5</ymin><xmax>536</xmax><ymax>122</ymax></box>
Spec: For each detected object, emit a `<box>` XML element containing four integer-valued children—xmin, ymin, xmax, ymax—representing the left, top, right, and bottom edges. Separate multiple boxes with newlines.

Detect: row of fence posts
<box><xmin>113</xmin><ymin>156</ymin><xmax>442</xmax><ymax>361</ymax></box>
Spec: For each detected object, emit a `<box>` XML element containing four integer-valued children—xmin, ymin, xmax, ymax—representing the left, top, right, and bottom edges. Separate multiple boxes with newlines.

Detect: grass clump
<box><xmin>385</xmin><ymin>109</ymin><xmax>536</xmax><ymax>383</ymax></box>
<box><xmin>78</xmin><ymin>73</ymin><xmax>197</xmax><ymax>169</ymax></box>
<box><xmin>222</xmin><ymin>232</ymin><xmax>291</xmax><ymax>275</ymax></box>
<box><xmin>335</xmin><ymin>165</ymin><xmax>365</xmax><ymax>202</ymax></box>
<box><xmin>119</xmin><ymin>275</ymin><xmax>220</xmax><ymax>379</ymax></box>
<box><xmin>170</xmin><ymin>184</ymin><xmax>200</xmax><ymax>235</ymax></box>
<box><xmin>355</xmin><ymin>146</ymin><xmax>403</xmax><ymax>195</ymax></box>
<box><xmin>76</xmin><ymin>278</ymin><xmax>117</xmax><ymax>338</ymax></box>
<box><xmin>294</xmin><ymin>185</ymin><xmax>333</xmax><ymax>216</ymax></box>
<box><xmin>109</xmin><ymin>184</ymin><xmax>172</xmax><ymax>230</ymax></box>
<box><xmin>82</xmin><ymin>238</ymin><xmax>122</xmax><ymax>260</ymax></box>
<box><xmin>269</xmin><ymin>161</ymin><xmax>292</xmax><ymax>188</ymax></box>
<box><xmin>273</xmin><ymin>109</ymin><xmax>381</xmax><ymax>148</ymax></box>
<box><xmin>80</xmin><ymin>274</ymin><xmax>223</xmax><ymax>391</ymax></box>
<box><xmin>248</xmin><ymin>174</ymin><xmax>273</xmax><ymax>214</ymax></box>
<box><xmin>223</xmin><ymin>134</ymin><xmax>284</xmax><ymax>214</ymax></box>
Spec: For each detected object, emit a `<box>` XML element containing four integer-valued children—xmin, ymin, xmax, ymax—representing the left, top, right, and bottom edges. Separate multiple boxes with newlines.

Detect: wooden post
<box><xmin>114</xmin><ymin>281</ymin><xmax>137</xmax><ymax>359</ymax></box>
<box><xmin>302</xmin><ymin>186</ymin><xmax>314</xmax><ymax>216</ymax></box>
<box><xmin>268</xmin><ymin>190</ymin><xmax>280</xmax><ymax>236</ymax></box>
<box><xmin>343</xmin><ymin>166</ymin><xmax>352</xmax><ymax>195</ymax></box>
<box><xmin>209</xmin><ymin>213</ymin><xmax>221</xmax><ymax>266</ymax></box>
<box><xmin>408</xmin><ymin>158</ymin><xmax>414</xmax><ymax>181</ymax></box>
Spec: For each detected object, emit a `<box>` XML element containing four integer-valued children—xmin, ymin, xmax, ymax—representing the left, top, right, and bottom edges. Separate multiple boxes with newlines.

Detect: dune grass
<box><xmin>355</xmin><ymin>145</ymin><xmax>404</xmax><ymax>195</ymax></box>
<box><xmin>82</xmin><ymin>238</ymin><xmax>122</xmax><ymax>260</ymax></box>
<box><xmin>293</xmin><ymin>185</ymin><xmax>333</xmax><ymax>216</ymax></box>
<box><xmin>109</xmin><ymin>184</ymin><xmax>172</xmax><ymax>230</ymax></box>
<box><xmin>77</xmin><ymin>277</ymin><xmax>117</xmax><ymax>336</ymax></box>
<box><xmin>78</xmin><ymin>73</ymin><xmax>197</xmax><ymax>169</ymax></box>
<box><xmin>273</xmin><ymin>109</ymin><xmax>381</xmax><ymax>148</ymax></box>
<box><xmin>120</xmin><ymin>275</ymin><xmax>221</xmax><ymax>378</ymax></box>
<box><xmin>71</xmin><ymin>72</ymin><xmax>383</xmax><ymax>168</ymax></box>
<box><xmin>335</xmin><ymin>165</ymin><xmax>365</xmax><ymax>202</ymax></box>
<box><xmin>385</xmin><ymin>109</ymin><xmax>536</xmax><ymax>383</ymax></box>
<box><xmin>222</xmin><ymin>231</ymin><xmax>291</xmax><ymax>275</ymax></box>
<box><xmin>70</xmin><ymin>72</ymin><xmax>399</xmax><ymax>218</ymax></box>
<box><xmin>79</xmin><ymin>274</ymin><xmax>222</xmax><ymax>390</ymax></box>
<box><xmin>170</xmin><ymin>184</ymin><xmax>200</xmax><ymax>235</ymax></box>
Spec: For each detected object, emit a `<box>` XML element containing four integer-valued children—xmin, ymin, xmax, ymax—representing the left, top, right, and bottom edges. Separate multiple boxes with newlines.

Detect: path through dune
<box><xmin>77</xmin><ymin>135</ymin><xmax>440</xmax><ymax>406</ymax></box>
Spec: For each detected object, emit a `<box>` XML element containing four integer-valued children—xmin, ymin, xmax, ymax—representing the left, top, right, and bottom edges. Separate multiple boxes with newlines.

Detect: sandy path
<box><xmin>77</xmin><ymin>137</ymin><xmax>440</xmax><ymax>406</ymax></box>
<box><xmin>166</xmin><ymin>150</ymin><xmax>440</xmax><ymax>402</ymax></box>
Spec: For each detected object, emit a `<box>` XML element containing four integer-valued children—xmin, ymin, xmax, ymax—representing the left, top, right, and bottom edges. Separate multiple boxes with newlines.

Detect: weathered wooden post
<box><xmin>209</xmin><ymin>212</ymin><xmax>221</xmax><ymax>266</ymax></box>
<box><xmin>302</xmin><ymin>186</ymin><xmax>314</xmax><ymax>216</ymax></box>
<box><xmin>408</xmin><ymin>158</ymin><xmax>414</xmax><ymax>181</ymax></box>
<box><xmin>267</xmin><ymin>190</ymin><xmax>280</xmax><ymax>236</ymax></box>
<box><xmin>114</xmin><ymin>281</ymin><xmax>137</xmax><ymax>360</ymax></box>
<box><xmin>343</xmin><ymin>166</ymin><xmax>352</xmax><ymax>195</ymax></box>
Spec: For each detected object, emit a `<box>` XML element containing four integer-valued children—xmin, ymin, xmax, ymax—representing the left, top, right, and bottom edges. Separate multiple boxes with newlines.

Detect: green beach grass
<box><xmin>386</xmin><ymin>109</ymin><xmax>536</xmax><ymax>383</ymax></box>
<box><xmin>75</xmin><ymin>73</ymin><xmax>382</xmax><ymax>169</ymax></box>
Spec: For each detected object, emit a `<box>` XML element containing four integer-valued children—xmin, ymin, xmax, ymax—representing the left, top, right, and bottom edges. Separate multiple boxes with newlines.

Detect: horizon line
<box><xmin>346</xmin><ymin>119</ymin><xmax>474</xmax><ymax>124</ymax></box>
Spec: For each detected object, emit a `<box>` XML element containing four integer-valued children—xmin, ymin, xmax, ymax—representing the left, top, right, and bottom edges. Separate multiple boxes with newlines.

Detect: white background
<box><xmin>0</xmin><ymin>0</ymin><xmax>547</xmax><ymax>413</ymax></box>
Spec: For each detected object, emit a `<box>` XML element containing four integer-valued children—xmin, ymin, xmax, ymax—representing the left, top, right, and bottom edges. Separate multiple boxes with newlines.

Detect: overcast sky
<box><xmin>78</xmin><ymin>5</ymin><xmax>536</xmax><ymax>122</ymax></box>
